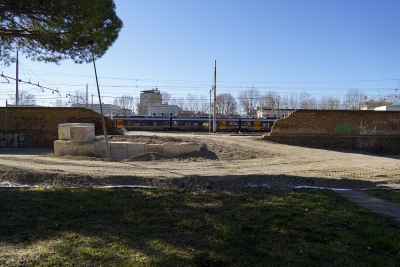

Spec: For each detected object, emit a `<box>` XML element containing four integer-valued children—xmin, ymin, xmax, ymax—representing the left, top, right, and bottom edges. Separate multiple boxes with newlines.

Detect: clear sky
<box><xmin>1</xmin><ymin>0</ymin><xmax>400</xmax><ymax>107</ymax></box>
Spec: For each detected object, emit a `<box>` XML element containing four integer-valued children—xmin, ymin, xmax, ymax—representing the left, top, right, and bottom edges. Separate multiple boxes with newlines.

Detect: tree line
<box><xmin>8</xmin><ymin>87</ymin><xmax>394</xmax><ymax>116</ymax></box>
<box><xmin>114</xmin><ymin>87</ymin><xmax>394</xmax><ymax>117</ymax></box>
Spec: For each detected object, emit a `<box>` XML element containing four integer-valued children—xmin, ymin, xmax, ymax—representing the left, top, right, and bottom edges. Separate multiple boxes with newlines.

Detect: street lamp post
<box><xmin>88</xmin><ymin>40</ymin><xmax>110</xmax><ymax>159</ymax></box>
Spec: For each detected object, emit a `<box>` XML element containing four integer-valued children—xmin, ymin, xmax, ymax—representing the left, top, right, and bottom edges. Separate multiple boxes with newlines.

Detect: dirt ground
<box><xmin>0</xmin><ymin>133</ymin><xmax>399</xmax><ymax>192</ymax></box>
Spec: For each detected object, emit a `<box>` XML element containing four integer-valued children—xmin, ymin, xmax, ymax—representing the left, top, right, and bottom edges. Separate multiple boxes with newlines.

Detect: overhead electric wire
<box><xmin>1</xmin><ymin>65</ymin><xmax>399</xmax><ymax>107</ymax></box>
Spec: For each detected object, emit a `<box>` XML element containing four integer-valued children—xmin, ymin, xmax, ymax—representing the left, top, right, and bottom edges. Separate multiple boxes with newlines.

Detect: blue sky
<box><xmin>1</xmin><ymin>0</ymin><xmax>400</xmax><ymax>107</ymax></box>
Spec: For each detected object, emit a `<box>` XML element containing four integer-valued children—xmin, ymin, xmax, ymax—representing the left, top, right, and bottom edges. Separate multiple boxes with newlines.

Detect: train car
<box><xmin>117</xmin><ymin>117</ymin><xmax>171</xmax><ymax>131</ymax></box>
<box><xmin>218</xmin><ymin>118</ymin><xmax>240</xmax><ymax>132</ymax></box>
<box><xmin>240</xmin><ymin>118</ymin><xmax>276</xmax><ymax>132</ymax></box>
<box><xmin>113</xmin><ymin>116</ymin><xmax>276</xmax><ymax>132</ymax></box>
<box><xmin>258</xmin><ymin>118</ymin><xmax>276</xmax><ymax>132</ymax></box>
<box><xmin>171</xmin><ymin>117</ymin><xmax>210</xmax><ymax>131</ymax></box>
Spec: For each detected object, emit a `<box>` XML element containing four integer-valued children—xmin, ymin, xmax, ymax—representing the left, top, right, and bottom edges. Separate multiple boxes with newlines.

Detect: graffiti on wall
<box><xmin>276</xmin><ymin>124</ymin><xmax>298</xmax><ymax>132</ymax></box>
<box><xmin>371</xmin><ymin>118</ymin><xmax>400</xmax><ymax>135</ymax></box>
<box><xmin>0</xmin><ymin>132</ymin><xmax>28</xmax><ymax>147</ymax></box>
<box><xmin>334</xmin><ymin>122</ymin><xmax>357</xmax><ymax>135</ymax></box>
<box><xmin>335</xmin><ymin>122</ymin><xmax>352</xmax><ymax>135</ymax></box>
<box><xmin>67</xmin><ymin>117</ymin><xmax>114</xmax><ymax>131</ymax></box>
<box><xmin>15</xmin><ymin>117</ymin><xmax>47</xmax><ymax>131</ymax></box>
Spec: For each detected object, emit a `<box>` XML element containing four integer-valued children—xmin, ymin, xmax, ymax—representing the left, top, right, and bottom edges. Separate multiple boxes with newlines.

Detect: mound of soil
<box><xmin>1</xmin><ymin>133</ymin><xmax>399</xmax><ymax>191</ymax></box>
<box><xmin>125</xmin><ymin>152</ymin><xmax>173</xmax><ymax>162</ymax></box>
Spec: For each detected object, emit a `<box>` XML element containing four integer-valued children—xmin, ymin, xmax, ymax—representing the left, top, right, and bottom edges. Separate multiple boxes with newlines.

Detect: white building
<box><xmin>374</xmin><ymin>105</ymin><xmax>400</xmax><ymax>111</ymax></box>
<box><xmin>256</xmin><ymin>108</ymin><xmax>295</xmax><ymax>119</ymax></box>
<box><xmin>148</xmin><ymin>105</ymin><xmax>181</xmax><ymax>117</ymax></box>
<box><xmin>70</xmin><ymin>103</ymin><xmax>128</xmax><ymax>116</ymax></box>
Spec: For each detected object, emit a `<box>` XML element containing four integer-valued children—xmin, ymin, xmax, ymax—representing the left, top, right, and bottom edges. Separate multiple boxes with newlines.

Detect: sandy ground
<box><xmin>0</xmin><ymin>132</ymin><xmax>399</xmax><ymax>192</ymax></box>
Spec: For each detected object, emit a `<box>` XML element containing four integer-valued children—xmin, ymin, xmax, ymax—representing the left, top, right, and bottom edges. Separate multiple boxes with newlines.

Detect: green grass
<box><xmin>365</xmin><ymin>189</ymin><xmax>400</xmax><ymax>207</ymax></box>
<box><xmin>0</xmin><ymin>188</ymin><xmax>399</xmax><ymax>266</ymax></box>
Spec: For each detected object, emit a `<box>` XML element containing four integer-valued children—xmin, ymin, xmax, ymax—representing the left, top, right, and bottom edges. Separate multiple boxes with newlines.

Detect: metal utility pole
<box><xmin>86</xmin><ymin>84</ymin><xmax>88</xmax><ymax>109</ymax></box>
<box><xmin>277</xmin><ymin>98</ymin><xmax>280</xmax><ymax>118</ymax></box>
<box><xmin>16</xmin><ymin>50</ymin><xmax>18</xmax><ymax>107</ymax></box>
<box><xmin>5</xmin><ymin>100</ymin><xmax>7</xmax><ymax>135</ymax></box>
<box><xmin>88</xmin><ymin>40</ymin><xmax>110</xmax><ymax>159</ymax></box>
<box><xmin>213</xmin><ymin>60</ymin><xmax>216</xmax><ymax>133</ymax></box>
<box><xmin>209</xmin><ymin>88</ymin><xmax>212</xmax><ymax>132</ymax></box>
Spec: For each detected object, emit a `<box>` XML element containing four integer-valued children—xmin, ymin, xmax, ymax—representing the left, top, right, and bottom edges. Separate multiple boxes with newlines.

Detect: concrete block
<box><xmin>110</xmin><ymin>142</ymin><xmax>129</xmax><ymax>160</ymax></box>
<box><xmin>180</xmin><ymin>143</ymin><xmax>201</xmax><ymax>154</ymax></box>
<box><xmin>54</xmin><ymin>140</ymin><xmax>68</xmax><ymax>156</ymax></box>
<box><xmin>58</xmin><ymin>123</ymin><xmax>93</xmax><ymax>140</ymax></box>
<box><xmin>163</xmin><ymin>143</ymin><xmax>181</xmax><ymax>156</ymax></box>
<box><xmin>58</xmin><ymin>123</ymin><xmax>74</xmax><ymax>140</ymax></box>
<box><xmin>64</xmin><ymin>141</ymin><xmax>79</xmax><ymax>156</ymax></box>
<box><xmin>94</xmin><ymin>142</ymin><xmax>111</xmax><ymax>158</ymax></box>
<box><xmin>70</xmin><ymin>125</ymin><xmax>95</xmax><ymax>142</ymax></box>
<box><xmin>77</xmin><ymin>141</ymin><xmax>96</xmax><ymax>156</ymax></box>
<box><xmin>145</xmin><ymin>144</ymin><xmax>163</xmax><ymax>154</ymax></box>
<box><xmin>127</xmin><ymin>142</ymin><xmax>146</xmax><ymax>158</ymax></box>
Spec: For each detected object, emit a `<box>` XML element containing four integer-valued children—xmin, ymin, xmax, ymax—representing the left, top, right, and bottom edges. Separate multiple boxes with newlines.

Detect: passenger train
<box><xmin>112</xmin><ymin>116</ymin><xmax>277</xmax><ymax>132</ymax></box>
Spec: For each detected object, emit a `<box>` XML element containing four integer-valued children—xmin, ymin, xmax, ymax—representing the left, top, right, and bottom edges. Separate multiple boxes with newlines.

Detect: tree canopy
<box><xmin>0</xmin><ymin>0</ymin><xmax>123</xmax><ymax>65</ymax></box>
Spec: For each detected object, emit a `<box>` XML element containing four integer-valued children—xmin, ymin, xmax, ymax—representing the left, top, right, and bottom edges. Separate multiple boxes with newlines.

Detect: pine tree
<box><xmin>0</xmin><ymin>0</ymin><xmax>123</xmax><ymax>65</ymax></box>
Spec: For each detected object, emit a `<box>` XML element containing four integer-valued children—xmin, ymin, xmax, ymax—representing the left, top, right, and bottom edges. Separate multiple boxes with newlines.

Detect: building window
<box><xmin>152</xmin><ymin>113</ymin><xmax>156</xmax><ymax>117</ymax></box>
<box><xmin>161</xmin><ymin>113</ymin><xmax>165</xmax><ymax>117</ymax></box>
<box><xmin>170</xmin><ymin>113</ymin><xmax>173</xmax><ymax>117</ymax></box>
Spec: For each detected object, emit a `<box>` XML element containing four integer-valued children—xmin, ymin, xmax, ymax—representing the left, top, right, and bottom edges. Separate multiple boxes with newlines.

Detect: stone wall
<box><xmin>0</xmin><ymin>107</ymin><xmax>118</xmax><ymax>148</ymax></box>
<box><xmin>266</xmin><ymin>110</ymin><xmax>400</xmax><ymax>154</ymax></box>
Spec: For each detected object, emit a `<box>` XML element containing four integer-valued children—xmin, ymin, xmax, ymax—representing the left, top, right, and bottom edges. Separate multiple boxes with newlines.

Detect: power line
<box><xmin>0</xmin><ymin>72</ymin><xmax>61</xmax><ymax>96</ymax></box>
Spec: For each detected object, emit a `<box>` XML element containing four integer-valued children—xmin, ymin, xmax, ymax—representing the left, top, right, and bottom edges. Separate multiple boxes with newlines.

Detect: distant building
<box><xmin>148</xmin><ymin>105</ymin><xmax>181</xmax><ymax>117</ymax></box>
<box><xmin>374</xmin><ymin>105</ymin><xmax>400</xmax><ymax>111</ymax></box>
<box><xmin>138</xmin><ymin>88</ymin><xmax>162</xmax><ymax>115</ymax></box>
<box><xmin>71</xmin><ymin>103</ymin><xmax>126</xmax><ymax>116</ymax></box>
<box><xmin>256</xmin><ymin>107</ymin><xmax>295</xmax><ymax>119</ymax></box>
<box><xmin>360</xmin><ymin>100</ymin><xmax>393</xmax><ymax>110</ymax></box>
<box><xmin>6</xmin><ymin>104</ymin><xmax>42</xmax><ymax>107</ymax></box>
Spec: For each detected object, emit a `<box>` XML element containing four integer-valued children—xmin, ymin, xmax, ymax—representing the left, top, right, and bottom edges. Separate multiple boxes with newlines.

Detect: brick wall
<box><xmin>0</xmin><ymin>107</ymin><xmax>118</xmax><ymax>148</ymax></box>
<box><xmin>266</xmin><ymin>110</ymin><xmax>400</xmax><ymax>154</ymax></box>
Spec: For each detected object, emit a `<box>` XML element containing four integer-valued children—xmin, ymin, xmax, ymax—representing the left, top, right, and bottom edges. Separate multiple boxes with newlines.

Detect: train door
<box><xmin>116</xmin><ymin>119</ymin><xmax>123</xmax><ymax>130</ymax></box>
<box><xmin>254</xmin><ymin>120</ymin><xmax>260</xmax><ymax>131</ymax></box>
<box><xmin>220</xmin><ymin>120</ymin><xmax>226</xmax><ymax>131</ymax></box>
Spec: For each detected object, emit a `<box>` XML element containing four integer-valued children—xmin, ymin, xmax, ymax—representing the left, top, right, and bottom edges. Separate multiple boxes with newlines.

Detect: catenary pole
<box><xmin>213</xmin><ymin>60</ymin><xmax>216</xmax><ymax>133</ymax></box>
<box><xmin>209</xmin><ymin>88</ymin><xmax>212</xmax><ymax>132</ymax></box>
<box><xmin>5</xmin><ymin>100</ymin><xmax>7</xmax><ymax>135</ymax></box>
<box><xmin>16</xmin><ymin>50</ymin><xmax>18</xmax><ymax>107</ymax></box>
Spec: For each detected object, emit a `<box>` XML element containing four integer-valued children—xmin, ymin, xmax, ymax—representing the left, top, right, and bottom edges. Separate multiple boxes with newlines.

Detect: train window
<box><xmin>193</xmin><ymin>122</ymin><xmax>198</xmax><ymax>126</ymax></box>
<box><xmin>229</xmin><ymin>121</ymin><xmax>238</xmax><ymax>126</ymax></box>
<box><xmin>153</xmin><ymin>122</ymin><xmax>158</xmax><ymax>126</ymax></box>
<box><xmin>134</xmin><ymin>121</ymin><xmax>140</xmax><ymax>126</ymax></box>
<box><xmin>202</xmin><ymin>122</ymin><xmax>209</xmax><ymax>127</ymax></box>
<box><xmin>162</xmin><ymin>121</ymin><xmax>169</xmax><ymax>126</ymax></box>
<box><xmin>262</xmin><ymin>122</ymin><xmax>270</xmax><ymax>127</ymax></box>
<box><xmin>243</xmin><ymin>122</ymin><xmax>251</xmax><ymax>126</ymax></box>
<box><xmin>142</xmin><ymin>121</ymin><xmax>149</xmax><ymax>126</ymax></box>
<box><xmin>173</xmin><ymin>121</ymin><xmax>181</xmax><ymax>126</ymax></box>
<box><xmin>185</xmin><ymin>122</ymin><xmax>191</xmax><ymax>126</ymax></box>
